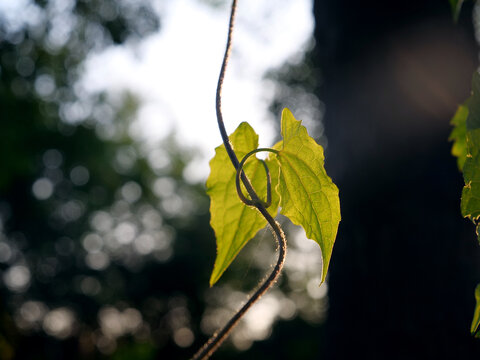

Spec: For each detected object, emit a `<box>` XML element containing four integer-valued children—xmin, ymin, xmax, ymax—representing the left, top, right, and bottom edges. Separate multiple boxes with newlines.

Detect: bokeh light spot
<box><xmin>34</xmin><ymin>74</ymin><xmax>55</xmax><ymax>97</ymax></box>
<box><xmin>133</xmin><ymin>233</ymin><xmax>155</xmax><ymax>255</ymax></box>
<box><xmin>18</xmin><ymin>301</ymin><xmax>47</xmax><ymax>329</ymax></box>
<box><xmin>85</xmin><ymin>252</ymin><xmax>110</xmax><ymax>270</ymax></box>
<box><xmin>16</xmin><ymin>56</ymin><xmax>34</xmax><ymax>77</ymax></box>
<box><xmin>80</xmin><ymin>276</ymin><xmax>101</xmax><ymax>296</ymax></box>
<box><xmin>152</xmin><ymin>177</ymin><xmax>175</xmax><ymax>198</ymax></box>
<box><xmin>90</xmin><ymin>211</ymin><xmax>114</xmax><ymax>233</ymax></box>
<box><xmin>173</xmin><ymin>327</ymin><xmax>194</xmax><ymax>348</ymax></box>
<box><xmin>32</xmin><ymin>178</ymin><xmax>54</xmax><ymax>200</ymax></box>
<box><xmin>60</xmin><ymin>200</ymin><xmax>84</xmax><ymax>222</ymax></box>
<box><xmin>43</xmin><ymin>307</ymin><xmax>75</xmax><ymax>339</ymax></box>
<box><xmin>42</xmin><ymin>149</ymin><xmax>63</xmax><ymax>169</ymax></box>
<box><xmin>3</xmin><ymin>265</ymin><xmax>31</xmax><ymax>292</ymax></box>
<box><xmin>114</xmin><ymin>221</ymin><xmax>137</xmax><ymax>244</ymax></box>
<box><xmin>120</xmin><ymin>181</ymin><xmax>142</xmax><ymax>203</ymax></box>
<box><xmin>140</xmin><ymin>207</ymin><xmax>162</xmax><ymax>230</ymax></box>
<box><xmin>0</xmin><ymin>242</ymin><xmax>12</xmax><ymax>263</ymax></box>
<box><xmin>82</xmin><ymin>233</ymin><xmax>103</xmax><ymax>253</ymax></box>
<box><xmin>70</xmin><ymin>166</ymin><xmax>90</xmax><ymax>186</ymax></box>
<box><xmin>306</xmin><ymin>278</ymin><xmax>328</xmax><ymax>300</ymax></box>
<box><xmin>147</xmin><ymin>149</ymin><xmax>170</xmax><ymax>172</ymax></box>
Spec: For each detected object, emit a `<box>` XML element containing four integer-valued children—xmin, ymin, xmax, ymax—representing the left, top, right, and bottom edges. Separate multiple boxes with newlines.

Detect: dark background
<box><xmin>315</xmin><ymin>0</ymin><xmax>480</xmax><ymax>359</ymax></box>
<box><xmin>1</xmin><ymin>0</ymin><xmax>480</xmax><ymax>359</ymax></box>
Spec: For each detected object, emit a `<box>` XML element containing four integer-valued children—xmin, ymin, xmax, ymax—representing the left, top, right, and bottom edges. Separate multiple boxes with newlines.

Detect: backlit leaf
<box><xmin>471</xmin><ymin>284</ymin><xmax>480</xmax><ymax>337</ymax></box>
<box><xmin>459</xmin><ymin>72</ymin><xmax>480</xmax><ymax>242</ymax></box>
<box><xmin>449</xmin><ymin>104</ymin><xmax>468</xmax><ymax>171</ymax></box>
<box><xmin>460</xmin><ymin>128</ymin><xmax>480</xmax><ymax>241</ymax></box>
<box><xmin>268</xmin><ymin>108</ymin><xmax>341</xmax><ymax>283</ymax></box>
<box><xmin>207</xmin><ymin>122</ymin><xmax>279</xmax><ymax>286</ymax></box>
<box><xmin>452</xmin><ymin>72</ymin><xmax>480</xmax><ymax>336</ymax></box>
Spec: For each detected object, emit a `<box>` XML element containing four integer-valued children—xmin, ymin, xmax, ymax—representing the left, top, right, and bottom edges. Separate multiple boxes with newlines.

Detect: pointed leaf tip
<box><xmin>471</xmin><ymin>284</ymin><xmax>480</xmax><ymax>337</ymax></box>
<box><xmin>449</xmin><ymin>104</ymin><xmax>468</xmax><ymax>171</ymax></box>
<box><xmin>268</xmin><ymin>108</ymin><xmax>340</xmax><ymax>284</ymax></box>
<box><xmin>207</xmin><ymin>122</ymin><xmax>279</xmax><ymax>286</ymax></box>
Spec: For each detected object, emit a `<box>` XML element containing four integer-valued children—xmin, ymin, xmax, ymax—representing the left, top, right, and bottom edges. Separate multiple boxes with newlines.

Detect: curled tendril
<box><xmin>235</xmin><ymin>148</ymin><xmax>279</xmax><ymax>208</ymax></box>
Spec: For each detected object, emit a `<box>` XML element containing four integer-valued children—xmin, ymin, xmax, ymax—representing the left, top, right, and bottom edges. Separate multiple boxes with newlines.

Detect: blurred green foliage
<box><xmin>0</xmin><ymin>1</ymin><xmax>328</xmax><ymax>359</ymax></box>
<box><xmin>0</xmin><ymin>1</ymin><xmax>213</xmax><ymax>358</ymax></box>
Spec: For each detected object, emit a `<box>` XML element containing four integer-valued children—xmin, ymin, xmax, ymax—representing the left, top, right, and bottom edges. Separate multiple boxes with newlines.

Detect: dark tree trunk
<box><xmin>312</xmin><ymin>1</ymin><xmax>480</xmax><ymax>358</ymax></box>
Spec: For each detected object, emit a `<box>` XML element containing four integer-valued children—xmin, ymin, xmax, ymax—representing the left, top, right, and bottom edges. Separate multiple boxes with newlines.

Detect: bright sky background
<box><xmin>0</xmin><ymin>0</ymin><xmax>314</xmax><ymax>180</ymax></box>
<box><xmin>80</xmin><ymin>0</ymin><xmax>315</xmax><ymax>181</ymax></box>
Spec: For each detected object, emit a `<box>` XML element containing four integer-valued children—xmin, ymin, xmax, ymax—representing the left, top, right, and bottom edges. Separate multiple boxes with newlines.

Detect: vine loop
<box><xmin>235</xmin><ymin>148</ymin><xmax>279</xmax><ymax>208</ymax></box>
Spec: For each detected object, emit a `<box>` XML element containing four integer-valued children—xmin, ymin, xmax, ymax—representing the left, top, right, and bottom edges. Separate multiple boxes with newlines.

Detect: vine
<box><xmin>450</xmin><ymin>72</ymin><xmax>480</xmax><ymax>337</ymax></box>
<box><xmin>190</xmin><ymin>1</ymin><xmax>286</xmax><ymax>358</ymax></box>
<box><xmin>447</xmin><ymin>0</ymin><xmax>480</xmax><ymax>339</ymax></box>
<box><xmin>191</xmin><ymin>0</ymin><xmax>340</xmax><ymax>358</ymax></box>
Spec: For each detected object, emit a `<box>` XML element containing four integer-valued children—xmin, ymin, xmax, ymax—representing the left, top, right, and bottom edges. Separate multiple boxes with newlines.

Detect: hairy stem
<box><xmin>191</xmin><ymin>1</ymin><xmax>287</xmax><ymax>359</ymax></box>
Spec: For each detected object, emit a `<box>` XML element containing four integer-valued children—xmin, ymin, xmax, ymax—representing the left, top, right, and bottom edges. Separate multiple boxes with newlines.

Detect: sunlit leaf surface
<box><xmin>269</xmin><ymin>109</ymin><xmax>340</xmax><ymax>283</ymax></box>
<box><xmin>471</xmin><ymin>284</ymin><xmax>480</xmax><ymax>337</ymax></box>
<box><xmin>453</xmin><ymin>73</ymin><xmax>480</xmax><ymax>241</ymax></box>
<box><xmin>207</xmin><ymin>122</ymin><xmax>279</xmax><ymax>286</ymax></box>
<box><xmin>451</xmin><ymin>72</ymin><xmax>480</xmax><ymax>338</ymax></box>
<box><xmin>207</xmin><ymin>109</ymin><xmax>340</xmax><ymax>286</ymax></box>
<box><xmin>449</xmin><ymin>104</ymin><xmax>468</xmax><ymax>171</ymax></box>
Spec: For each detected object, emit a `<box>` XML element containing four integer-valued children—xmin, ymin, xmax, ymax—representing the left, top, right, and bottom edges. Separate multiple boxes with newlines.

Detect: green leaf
<box><xmin>449</xmin><ymin>0</ymin><xmax>464</xmax><ymax>22</ymax></box>
<box><xmin>449</xmin><ymin>104</ymin><xmax>468</xmax><ymax>171</ymax></box>
<box><xmin>460</xmin><ymin>72</ymin><xmax>480</xmax><ymax>242</ymax></box>
<box><xmin>268</xmin><ymin>108</ymin><xmax>341</xmax><ymax>283</ymax></box>
<box><xmin>460</xmin><ymin>128</ymin><xmax>480</xmax><ymax>241</ymax></box>
<box><xmin>471</xmin><ymin>284</ymin><xmax>480</xmax><ymax>337</ymax></box>
<box><xmin>207</xmin><ymin>122</ymin><xmax>279</xmax><ymax>286</ymax></box>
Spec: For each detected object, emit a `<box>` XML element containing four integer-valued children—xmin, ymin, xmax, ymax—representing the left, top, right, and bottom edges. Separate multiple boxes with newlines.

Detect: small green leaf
<box><xmin>449</xmin><ymin>104</ymin><xmax>468</xmax><ymax>171</ymax></box>
<box><xmin>460</xmin><ymin>73</ymin><xmax>480</xmax><ymax>242</ymax></box>
<box><xmin>449</xmin><ymin>0</ymin><xmax>464</xmax><ymax>22</ymax></box>
<box><xmin>471</xmin><ymin>284</ymin><xmax>480</xmax><ymax>337</ymax></box>
<box><xmin>268</xmin><ymin>108</ymin><xmax>341</xmax><ymax>283</ymax></box>
<box><xmin>207</xmin><ymin>122</ymin><xmax>279</xmax><ymax>286</ymax></box>
<box><xmin>460</xmin><ymin>128</ymin><xmax>480</xmax><ymax>241</ymax></box>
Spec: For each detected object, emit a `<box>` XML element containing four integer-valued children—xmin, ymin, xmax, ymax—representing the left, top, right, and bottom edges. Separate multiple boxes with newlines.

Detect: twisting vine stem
<box><xmin>235</xmin><ymin>148</ymin><xmax>279</xmax><ymax>207</ymax></box>
<box><xmin>190</xmin><ymin>0</ymin><xmax>287</xmax><ymax>359</ymax></box>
